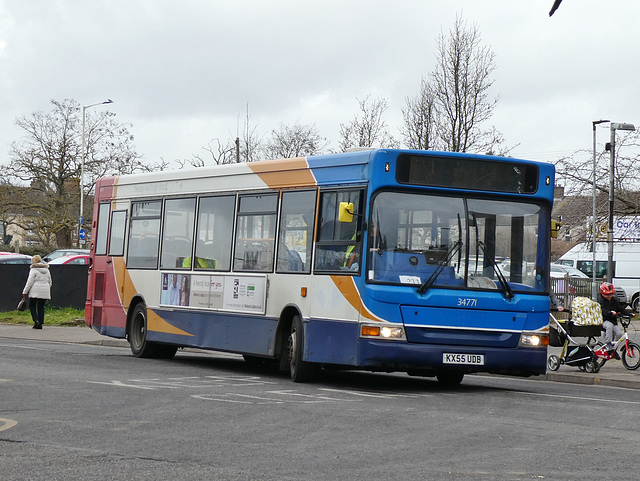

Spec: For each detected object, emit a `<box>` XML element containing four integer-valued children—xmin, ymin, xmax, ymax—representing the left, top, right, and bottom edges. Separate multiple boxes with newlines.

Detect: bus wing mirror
<box><xmin>339</xmin><ymin>202</ymin><xmax>354</xmax><ymax>223</ymax></box>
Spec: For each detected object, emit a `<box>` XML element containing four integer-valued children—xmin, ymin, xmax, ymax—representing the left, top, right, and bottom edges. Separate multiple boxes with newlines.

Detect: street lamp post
<box><xmin>607</xmin><ymin>121</ymin><xmax>635</xmax><ymax>283</ymax></box>
<box><xmin>79</xmin><ymin>99</ymin><xmax>113</xmax><ymax>247</ymax></box>
<box><xmin>592</xmin><ymin>119</ymin><xmax>609</xmax><ymax>298</ymax></box>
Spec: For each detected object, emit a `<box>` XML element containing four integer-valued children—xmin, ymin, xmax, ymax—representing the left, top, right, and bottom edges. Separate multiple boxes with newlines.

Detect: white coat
<box><xmin>22</xmin><ymin>262</ymin><xmax>52</xmax><ymax>300</ymax></box>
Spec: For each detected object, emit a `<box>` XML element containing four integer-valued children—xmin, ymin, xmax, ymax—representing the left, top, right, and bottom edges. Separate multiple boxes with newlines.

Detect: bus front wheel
<box><xmin>436</xmin><ymin>371</ymin><xmax>464</xmax><ymax>386</ymax></box>
<box><xmin>288</xmin><ymin>315</ymin><xmax>316</xmax><ymax>382</ymax></box>
<box><xmin>129</xmin><ymin>303</ymin><xmax>177</xmax><ymax>359</ymax></box>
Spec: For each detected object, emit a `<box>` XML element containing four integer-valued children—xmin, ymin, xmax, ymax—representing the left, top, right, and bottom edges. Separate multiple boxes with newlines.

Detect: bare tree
<box><xmin>429</xmin><ymin>15</ymin><xmax>502</xmax><ymax>153</ymax></box>
<box><xmin>263</xmin><ymin>122</ymin><xmax>327</xmax><ymax>159</ymax></box>
<box><xmin>401</xmin><ymin>78</ymin><xmax>439</xmax><ymax>150</ymax></box>
<box><xmin>7</xmin><ymin>99</ymin><xmax>143</xmax><ymax>248</ymax></box>
<box><xmin>176</xmin><ymin>138</ymin><xmax>237</xmax><ymax>168</ymax></box>
<box><xmin>554</xmin><ymin>129</ymin><xmax>640</xmax><ymax>232</ymax></box>
<box><xmin>0</xmin><ymin>181</ymin><xmax>18</xmax><ymax>246</ymax></box>
<box><xmin>338</xmin><ymin>95</ymin><xmax>398</xmax><ymax>151</ymax></box>
<box><xmin>239</xmin><ymin>103</ymin><xmax>262</xmax><ymax>162</ymax></box>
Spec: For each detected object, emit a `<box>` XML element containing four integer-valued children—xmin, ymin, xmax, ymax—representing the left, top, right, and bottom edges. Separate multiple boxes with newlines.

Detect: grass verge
<box><xmin>0</xmin><ymin>307</ymin><xmax>85</xmax><ymax>326</ymax></box>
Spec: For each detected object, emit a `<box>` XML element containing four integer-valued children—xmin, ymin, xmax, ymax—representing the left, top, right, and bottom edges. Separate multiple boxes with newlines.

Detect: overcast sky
<box><xmin>1</xmin><ymin>0</ymin><xmax>639</xmax><ymax>169</ymax></box>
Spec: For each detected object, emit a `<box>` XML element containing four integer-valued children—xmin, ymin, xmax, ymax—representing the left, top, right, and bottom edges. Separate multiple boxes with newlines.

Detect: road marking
<box><xmin>0</xmin><ymin>418</ymin><xmax>18</xmax><ymax>432</ymax></box>
<box><xmin>87</xmin><ymin>380</ymin><xmax>157</xmax><ymax>390</ymax></box>
<box><xmin>0</xmin><ymin>343</ymin><xmax>51</xmax><ymax>351</ymax></box>
<box><xmin>87</xmin><ymin>374</ymin><xmax>427</xmax><ymax>405</ymax></box>
<box><xmin>516</xmin><ymin>391</ymin><xmax>640</xmax><ymax>405</ymax></box>
<box><xmin>87</xmin><ymin>375</ymin><xmax>276</xmax><ymax>390</ymax></box>
<box><xmin>319</xmin><ymin>387</ymin><xmax>424</xmax><ymax>399</ymax></box>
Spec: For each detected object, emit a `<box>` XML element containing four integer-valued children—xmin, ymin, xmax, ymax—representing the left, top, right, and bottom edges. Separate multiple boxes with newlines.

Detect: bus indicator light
<box><xmin>362</xmin><ymin>326</ymin><xmax>380</xmax><ymax>337</ymax></box>
<box><xmin>300</xmin><ymin>287</ymin><xmax>307</xmax><ymax>297</ymax></box>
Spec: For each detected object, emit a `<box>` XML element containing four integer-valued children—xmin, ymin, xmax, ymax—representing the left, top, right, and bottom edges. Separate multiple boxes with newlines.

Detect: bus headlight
<box><xmin>519</xmin><ymin>332</ymin><xmax>549</xmax><ymax>347</ymax></box>
<box><xmin>361</xmin><ymin>325</ymin><xmax>406</xmax><ymax>340</ymax></box>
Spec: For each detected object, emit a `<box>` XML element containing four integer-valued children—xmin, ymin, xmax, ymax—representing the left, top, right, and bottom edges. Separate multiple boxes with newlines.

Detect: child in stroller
<box><xmin>548</xmin><ymin>296</ymin><xmax>603</xmax><ymax>373</ymax></box>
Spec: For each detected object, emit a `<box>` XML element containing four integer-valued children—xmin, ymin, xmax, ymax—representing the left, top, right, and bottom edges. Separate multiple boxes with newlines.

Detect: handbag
<box><xmin>17</xmin><ymin>298</ymin><xmax>26</xmax><ymax>311</ymax></box>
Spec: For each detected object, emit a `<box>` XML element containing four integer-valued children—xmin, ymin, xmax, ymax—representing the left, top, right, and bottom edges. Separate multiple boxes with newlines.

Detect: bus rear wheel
<box><xmin>288</xmin><ymin>315</ymin><xmax>316</xmax><ymax>382</ymax></box>
<box><xmin>129</xmin><ymin>303</ymin><xmax>177</xmax><ymax>359</ymax></box>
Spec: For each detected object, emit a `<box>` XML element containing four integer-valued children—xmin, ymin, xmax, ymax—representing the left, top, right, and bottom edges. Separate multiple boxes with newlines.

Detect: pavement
<box><xmin>1</xmin><ymin>322</ymin><xmax>640</xmax><ymax>389</ymax></box>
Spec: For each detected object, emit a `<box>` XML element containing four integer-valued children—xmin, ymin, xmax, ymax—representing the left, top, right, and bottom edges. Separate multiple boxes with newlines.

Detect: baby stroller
<box><xmin>547</xmin><ymin>297</ymin><xmax>603</xmax><ymax>373</ymax></box>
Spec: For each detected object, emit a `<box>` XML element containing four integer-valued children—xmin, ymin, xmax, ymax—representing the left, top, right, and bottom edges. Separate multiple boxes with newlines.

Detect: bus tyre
<box><xmin>288</xmin><ymin>315</ymin><xmax>316</xmax><ymax>383</ymax></box>
<box><xmin>129</xmin><ymin>303</ymin><xmax>177</xmax><ymax>359</ymax></box>
<box><xmin>436</xmin><ymin>371</ymin><xmax>464</xmax><ymax>386</ymax></box>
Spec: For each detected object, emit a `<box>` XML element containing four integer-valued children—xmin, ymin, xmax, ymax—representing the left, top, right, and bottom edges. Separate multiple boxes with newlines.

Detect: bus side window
<box><xmin>108</xmin><ymin>210</ymin><xmax>127</xmax><ymax>256</ymax></box>
<box><xmin>233</xmin><ymin>193</ymin><xmax>278</xmax><ymax>272</ymax></box>
<box><xmin>127</xmin><ymin>201</ymin><xmax>162</xmax><ymax>269</ymax></box>
<box><xmin>276</xmin><ymin>190</ymin><xmax>316</xmax><ymax>274</ymax></box>
<box><xmin>95</xmin><ymin>203</ymin><xmax>111</xmax><ymax>256</ymax></box>
<box><xmin>314</xmin><ymin>189</ymin><xmax>363</xmax><ymax>273</ymax></box>
<box><xmin>194</xmin><ymin>195</ymin><xmax>235</xmax><ymax>271</ymax></box>
<box><xmin>160</xmin><ymin>198</ymin><xmax>196</xmax><ymax>269</ymax></box>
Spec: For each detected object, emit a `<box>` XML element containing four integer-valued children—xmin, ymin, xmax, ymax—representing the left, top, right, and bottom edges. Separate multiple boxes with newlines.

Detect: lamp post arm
<box><xmin>78</xmin><ymin>99</ymin><xmax>113</xmax><ymax>247</ymax></box>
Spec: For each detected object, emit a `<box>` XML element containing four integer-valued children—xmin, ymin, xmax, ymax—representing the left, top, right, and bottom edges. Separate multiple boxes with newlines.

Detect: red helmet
<box><xmin>600</xmin><ymin>282</ymin><xmax>615</xmax><ymax>296</ymax></box>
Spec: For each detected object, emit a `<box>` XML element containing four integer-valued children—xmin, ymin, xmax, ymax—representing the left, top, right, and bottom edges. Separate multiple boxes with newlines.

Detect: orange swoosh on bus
<box><xmin>330</xmin><ymin>275</ymin><xmax>385</xmax><ymax>322</ymax></box>
<box><xmin>147</xmin><ymin>309</ymin><xmax>194</xmax><ymax>337</ymax></box>
<box><xmin>248</xmin><ymin>157</ymin><xmax>317</xmax><ymax>188</ymax></box>
<box><xmin>113</xmin><ymin>258</ymin><xmax>193</xmax><ymax>337</ymax></box>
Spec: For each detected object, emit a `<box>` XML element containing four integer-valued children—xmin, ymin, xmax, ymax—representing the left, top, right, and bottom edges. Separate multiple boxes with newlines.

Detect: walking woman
<box><xmin>22</xmin><ymin>255</ymin><xmax>52</xmax><ymax>329</ymax></box>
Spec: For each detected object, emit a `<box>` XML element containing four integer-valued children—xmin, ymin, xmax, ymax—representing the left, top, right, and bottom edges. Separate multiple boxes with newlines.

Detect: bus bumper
<box><xmin>304</xmin><ymin>320</ymin><xmax>547</xmax><ymax>376</ymax></box>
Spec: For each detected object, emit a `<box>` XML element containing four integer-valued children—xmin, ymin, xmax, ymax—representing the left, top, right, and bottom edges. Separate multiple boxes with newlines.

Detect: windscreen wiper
<box><xmin>417</xmin><ymin>240</ymin><xmax>463</xmax><ymax>295</ymax></box>
<box><xmin>476</xmin><ymin>241</ymin><xmax>513</xmax><ymax>299</ymax></box>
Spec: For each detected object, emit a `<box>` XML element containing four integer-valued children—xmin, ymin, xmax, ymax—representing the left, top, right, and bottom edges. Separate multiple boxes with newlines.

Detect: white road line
<box><xmin>516</xmin><ymin>391</ymin><xmax>640</xmax><ymax>405</ymax></box>
<box><xmin>0</xmin><ymin>418</ymin><xmax>18</xmax><ymax>432</ymax></box>
<box><xmin>319</xmin><ymin>387</ymin><xmax>423</xmax><ymax>399</ymax></box>
<box><xmin>87</xmin><ymin>380</ymin><xmax>157</xmax><ymax>390</ymax></box>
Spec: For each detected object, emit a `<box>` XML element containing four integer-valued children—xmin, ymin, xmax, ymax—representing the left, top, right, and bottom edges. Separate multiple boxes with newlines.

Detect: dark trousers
<box><xmin>29</xmin><ymin>298</ymin><xmax>47</xmax><ymax>326</ymax></box>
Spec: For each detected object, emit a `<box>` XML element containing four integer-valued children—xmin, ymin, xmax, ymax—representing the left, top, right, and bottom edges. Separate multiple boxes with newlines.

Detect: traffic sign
<box><xmin>78</xmin><ymin>216</ymin><xmax>84</xmax><ymax>225</ymax></box>
<box><xmin>79</xmin><ymin>228</ymin><xmax>87</xmax><ymax>240</ymax></box>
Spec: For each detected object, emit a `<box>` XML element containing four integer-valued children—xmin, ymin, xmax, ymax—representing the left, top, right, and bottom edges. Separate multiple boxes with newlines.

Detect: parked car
<box><xmin>550</xmin><ymin>263</ymin><xmax>589</xmax><ymax>279</ymax></box>
<box><xmin>43</xmin><ymin>249</ymin><xmax>89</xmax><ymax>262</ymax></box>
<box><xmin>48</xmin><ymin>254</ymin><xmax>90</xmax><ymax>265</ymax></box>
<box><xmin>0</xmin><ymin>253</ymin><xmax>32</xmax><ymax>264</ymax></box>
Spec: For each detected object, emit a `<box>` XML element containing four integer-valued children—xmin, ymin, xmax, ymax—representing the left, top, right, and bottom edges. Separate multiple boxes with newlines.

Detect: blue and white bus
<box><xmin>85</xmin><ymin>149</ymin><xmax>554</xmax><ymax>385</ymax></box>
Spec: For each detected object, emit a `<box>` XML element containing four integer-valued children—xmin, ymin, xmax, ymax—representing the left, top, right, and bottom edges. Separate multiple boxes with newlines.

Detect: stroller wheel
<box><xmin>547</xmin><ymin>355</ymin><xmax>560</xmax><ymax>371</ymax></box>
<box><xmin>584</xmin><ymin>360</ymin><xmax>599</xmax><ymax>373</ymax></box>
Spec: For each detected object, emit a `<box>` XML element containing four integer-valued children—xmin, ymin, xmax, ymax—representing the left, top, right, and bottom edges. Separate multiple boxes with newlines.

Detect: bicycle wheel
<box><xmin>621</xmin><ymin>342</ymin><xmax>640</xmax><ymax>370</ymax></box>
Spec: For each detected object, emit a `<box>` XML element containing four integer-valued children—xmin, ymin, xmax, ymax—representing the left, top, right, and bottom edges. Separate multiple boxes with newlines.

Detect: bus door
<box><xmin>87</xmin><ymin>202</ymin><xmax>128</xmax><ymax>331</ymax></box>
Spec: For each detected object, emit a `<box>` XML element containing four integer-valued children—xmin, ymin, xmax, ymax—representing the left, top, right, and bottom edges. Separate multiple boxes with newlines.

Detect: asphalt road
<box><xmin>2</xmin><ymin>338</ymin><xmax>640</xmax><ymax>480</ymax></box>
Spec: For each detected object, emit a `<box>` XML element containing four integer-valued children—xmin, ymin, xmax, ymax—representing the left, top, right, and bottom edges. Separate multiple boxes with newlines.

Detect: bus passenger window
<box><xmin>127</xmin><ymin>201</ymin><xmax>162</xmax><ymax>269</ymax></box>
<box><xmin>95</xmin><ymin>203</ymin><xmax>110</xmax><ymax>256</ymax></box>
<box><xmin>234</xmin><ymin>193</ymin><xmax>277</xmax><ymax>272</ymax></box>
<box><xmin>277</xmin><ymin>190</ymin><xmax>316</xmax><ymax>274</ymax></box>
<box><xmin>195</xmin><ymin>195</ymin><xmax>235</xmax><ymax>271</ymax></box>
<box><xmin>108</xmin><ymin>211</ymin><xmax>127</xmax><ymax>256</ymax></box>
<box><xmin>160</xmin><ymin>198</ymin><xmax>196</xmax><ymax>269</ymax></box>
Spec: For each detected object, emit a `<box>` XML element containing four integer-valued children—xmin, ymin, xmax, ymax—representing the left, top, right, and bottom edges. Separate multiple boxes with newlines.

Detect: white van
<box><xmin>557</xmin><ymin>242</ymin><xmax>640</xmax><ymax>310</ymax></box>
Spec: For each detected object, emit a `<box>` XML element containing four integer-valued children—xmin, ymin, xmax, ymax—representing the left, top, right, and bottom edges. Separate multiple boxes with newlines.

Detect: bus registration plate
<box><xmin>443</xmin><ymin>353</ymin><xmax>485</xmax><ymax>365</ymax></box>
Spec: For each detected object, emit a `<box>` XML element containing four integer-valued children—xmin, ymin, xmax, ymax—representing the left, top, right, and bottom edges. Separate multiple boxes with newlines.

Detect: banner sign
<box><xmin>160</xmin><ymin>273</ymin><xmax>266</xmax><ymax>314</ymax></box>
<box><xmin>589</xmin><ymin>216</ymin><xmax>640</xmax><ymax>242</ymax></box>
